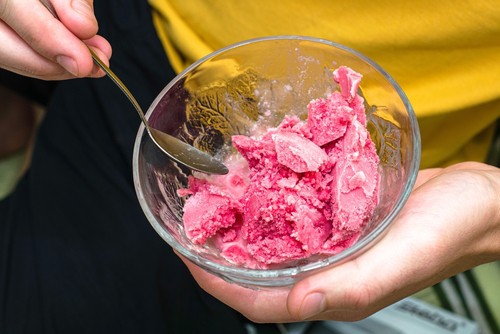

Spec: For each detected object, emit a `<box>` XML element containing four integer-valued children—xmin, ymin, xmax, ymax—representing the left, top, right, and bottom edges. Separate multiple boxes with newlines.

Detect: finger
<box><xmin>85</xmin><ymin>35</ymin><xmax>112</xmax><ymax>78</ymax></box>
<box><xmin>49</xmin><ymin>0</ymin><xmax>98</xmax><ymax>39</ymax></box>
<box><xmin>287</xmin><ymin>261</ymin><xmax>410</xmax><ymax>322</ymax></box>
<box><xmin>178</xmin><ymin>255</ymin><xmax>292</xmax><ymax>323</ymax></box>
<box><xmin>1</xmin><ymin>0</ymin><xmax>102</xmax><ymax>77</ymax></box>
<box><xmin>0</xmin><ymin>19</ymin><xmax>68</xmax><ymax>79</ymax></box>
<box><xmin>0</xmin><ymin>19</ymin><xmax>110</xmax><ymax>79</ymax></box>
<box><xmin>85</xmin><ymin>35</ymin><xmax>112</xmax><ymax>60</ymax></box>
<box><xmin>44</xmin><ymin>0</ymin><xmax>111</xmax><ymax>77</ymax></box>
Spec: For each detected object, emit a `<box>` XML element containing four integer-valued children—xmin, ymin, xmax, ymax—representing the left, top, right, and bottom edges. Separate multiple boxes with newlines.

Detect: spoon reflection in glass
<box><xmin>40</xmin><ymin>0</ymin><xmax>228</xmax><ymax>175</ymax></box>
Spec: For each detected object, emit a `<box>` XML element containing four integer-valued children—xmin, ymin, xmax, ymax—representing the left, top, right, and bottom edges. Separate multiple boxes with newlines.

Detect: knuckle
<box><xmin>20</xmin><ymin>62</ymin><xmax>66</xmax><ymax>80</ymax></box>
<box><xmin>0</xmin><ymin>0</ymin><xmax>13</xmax><ymax>20</ymax></box>
<box><xmin>23</xmin><ymin>31</ymin><xmax>45</xmax><ymax>52</ymax></box>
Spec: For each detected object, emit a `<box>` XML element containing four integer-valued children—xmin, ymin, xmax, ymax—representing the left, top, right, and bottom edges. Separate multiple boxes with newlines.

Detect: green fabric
<box><xmin>474</xmin><ymin>263</ymin><xmax>500</xmax><ymax>325</ymax></box>
<box><xmin>0</xmin><ymin>151</ymin><xmax>25</xmax><ymax>200</ymax></box>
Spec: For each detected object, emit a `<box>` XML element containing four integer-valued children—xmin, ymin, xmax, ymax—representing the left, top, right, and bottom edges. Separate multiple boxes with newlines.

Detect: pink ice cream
<box><xmin>178</xmin><ymin>66</ymin><xmax>380</xmax><ymax>268</ymax></box>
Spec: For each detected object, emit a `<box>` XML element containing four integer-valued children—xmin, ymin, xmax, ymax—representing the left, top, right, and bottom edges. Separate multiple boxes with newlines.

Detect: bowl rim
<box><xmin>132</xmin><ymin>35</ymin><xmax>421</xmax><ymax>282</ymax></box>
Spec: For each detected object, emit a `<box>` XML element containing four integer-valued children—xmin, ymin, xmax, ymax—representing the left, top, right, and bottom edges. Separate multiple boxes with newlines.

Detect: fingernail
<box><xmin>299</xmin><ymin>292</ymin><xmax>326</xmax><ymax>319</ymax></box>
<box><xmin>71</xmin><ymin>0</ymin><xmax>92</xmax><ymax>16</ymax></box>
<box><xmin>56</xmin><ymin>56</ymin><xmax>78</xmax><ymax>76</ymax></box>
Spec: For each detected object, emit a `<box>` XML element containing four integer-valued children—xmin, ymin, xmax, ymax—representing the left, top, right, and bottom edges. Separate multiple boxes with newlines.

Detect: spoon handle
<box><xmin>87</xmin><ymin>48</ymin><xmax>150</xmax><ymax>128</ymax></box>
<box><xmin>39</xmin><ymin>0</ymin><xmax>149</xmax><ymax>129</ymax></box>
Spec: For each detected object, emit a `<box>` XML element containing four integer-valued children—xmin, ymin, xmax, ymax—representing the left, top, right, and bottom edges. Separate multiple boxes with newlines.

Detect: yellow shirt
<box><xmin>149</xmin><ymin>0</ymin><xmax>500</xmax><ymax>168</ymax></box>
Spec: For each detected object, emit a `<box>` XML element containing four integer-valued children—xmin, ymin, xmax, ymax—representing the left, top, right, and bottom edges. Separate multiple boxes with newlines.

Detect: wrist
<box><xmin>484</xmin><ymin>165</ymin><xmax>500</xmax><ymax>260</ymax></box>
<box><xmin>465</xmin><ymin>163</ymin><xmax>500</xmax><ymax>262</ymax></box>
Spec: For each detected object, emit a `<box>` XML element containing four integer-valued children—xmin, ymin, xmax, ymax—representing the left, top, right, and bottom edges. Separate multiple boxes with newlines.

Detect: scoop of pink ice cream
<box><xmin>272</xmin><ymin>132</ymin><xmax>328</xmax><ymax>173</ymax></box>
<box><xmin>333</xmin><ymin>65</ymin><xmax>362</xmax><ymax>102</ymax></box>
<box><xmin>180</xmin><ymin>160</ymin><xmax>249</xmax><ymax>244</ymax></box>
<box><xmin>177</xmin><ymin>66</ymin><xmax>380</xmax><ymax>268</ymax></box>
<box><xmin>304</xmin><ymin>93</ymin><xmax>352</xmax><ymax>146</ymax></box>
<box><xmin>182</xmin><ymin>192</ymin><xmax>239</xmax><ymax>244</ymax></box>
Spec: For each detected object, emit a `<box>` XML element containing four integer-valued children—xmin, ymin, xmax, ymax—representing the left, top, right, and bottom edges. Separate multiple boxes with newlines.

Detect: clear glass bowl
<box><xmin>133</xmin><ymin>36</ymin><xmax>421</xmax><ymax>289</ymax></box>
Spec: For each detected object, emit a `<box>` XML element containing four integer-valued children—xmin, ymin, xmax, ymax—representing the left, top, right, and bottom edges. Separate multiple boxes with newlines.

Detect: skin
<box><xmin>1</xmin><ymin>1</ymin><xmax>499</xmax><ymax>326</ymax></box>
<box><xmin>181</xmin><ymin>162</ymin><xmax>500</xmax><ymax>323</ymax></box>
<box><xmin>0</xmin><ymin>0</ymin><xmax>111</xmax><ymax>79</ymax></box>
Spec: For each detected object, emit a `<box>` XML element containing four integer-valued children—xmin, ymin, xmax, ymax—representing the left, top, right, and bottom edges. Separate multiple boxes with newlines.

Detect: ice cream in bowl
<box><xmin>133</xmin><ymin>36</ymin><xmax>421</xmax><ymax>288</ymax></box>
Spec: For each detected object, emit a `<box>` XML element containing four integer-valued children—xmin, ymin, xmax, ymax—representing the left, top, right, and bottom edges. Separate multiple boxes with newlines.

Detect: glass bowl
<box><xmin>133</xmin><ymin>36</ymin><xmax>420</xmax><ymax>289</ymax></box>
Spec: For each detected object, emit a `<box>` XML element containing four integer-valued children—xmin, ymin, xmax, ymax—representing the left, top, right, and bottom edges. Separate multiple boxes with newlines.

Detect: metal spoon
<box><xmin>40</xmin><ymin>0</ymin><xmax>228</xmax><ymax>175</ymax></box>
<box><xmin>88</xmin><ymin>49</ymin><xmax>228</xmax><ymax>174</ymax></box>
